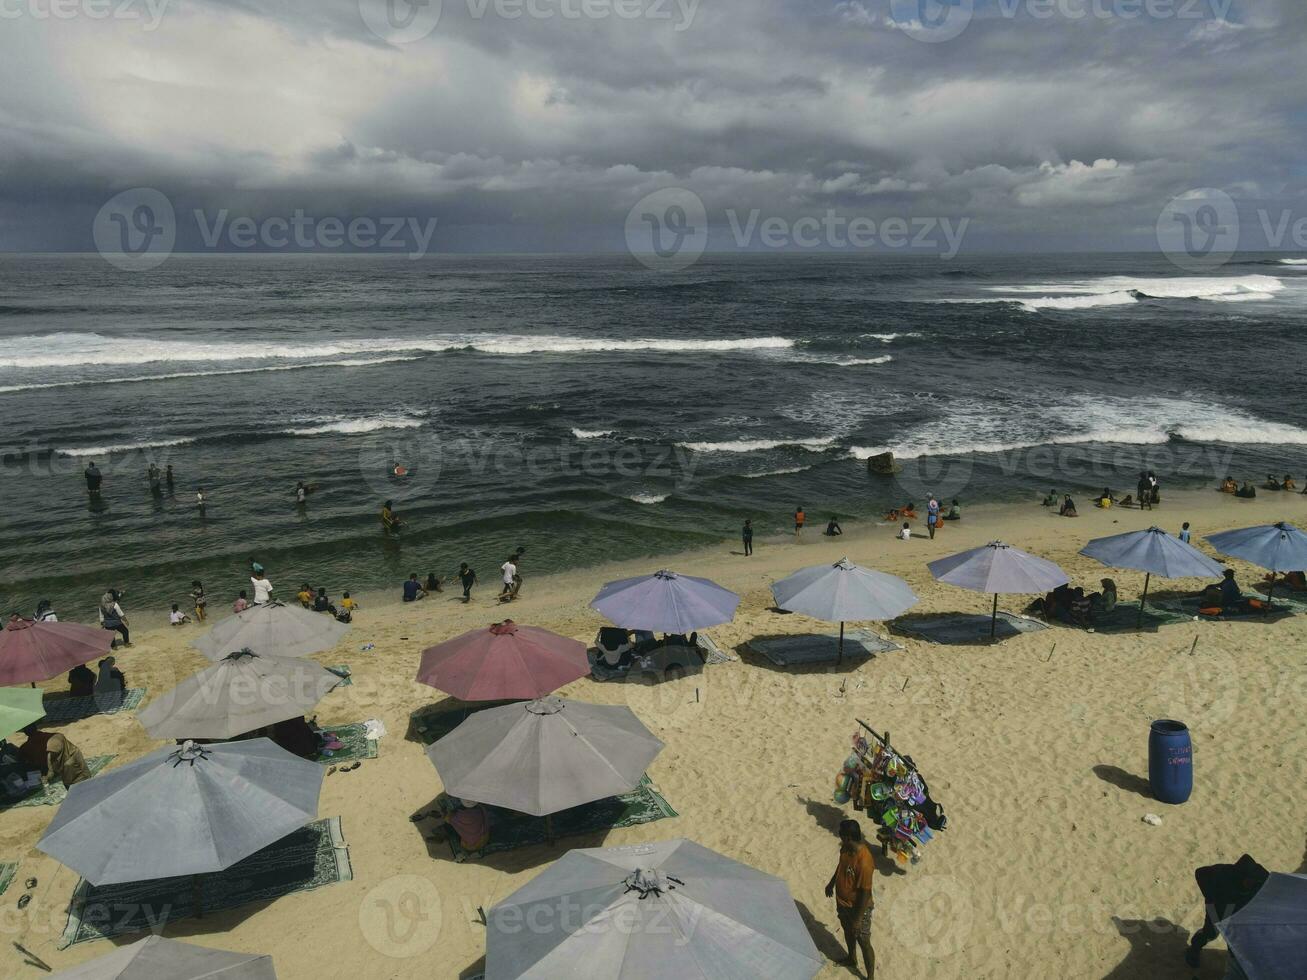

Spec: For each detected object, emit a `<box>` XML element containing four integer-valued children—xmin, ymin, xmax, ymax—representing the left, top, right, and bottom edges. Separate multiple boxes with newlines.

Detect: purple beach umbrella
<box><xmin>590</xmin><ymin>570</ymin><xmax>739</xmax><ymax>634</ymax></box>
<box><xmin>928</xmin><ymin>541</ymin><xmax>1069</xmax><ymax>637</ymax></box>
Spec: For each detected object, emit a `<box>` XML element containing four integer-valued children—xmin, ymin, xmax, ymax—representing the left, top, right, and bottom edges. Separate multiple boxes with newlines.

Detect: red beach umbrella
<box><xmin>416</xmin><ymin>620</ymin><xmax>589</xmax><ymax>702</ymax></box>
<box><xmin>0</xmin><ymin>617</ymin><xmax>114</xmax><ymax>686</ymax></box>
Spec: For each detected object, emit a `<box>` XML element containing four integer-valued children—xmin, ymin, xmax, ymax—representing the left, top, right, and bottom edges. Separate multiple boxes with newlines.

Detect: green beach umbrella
<box><xmin>0</xmin><ymin>686</ymin><xmax>45</xmax><ymax>741</ymax></box>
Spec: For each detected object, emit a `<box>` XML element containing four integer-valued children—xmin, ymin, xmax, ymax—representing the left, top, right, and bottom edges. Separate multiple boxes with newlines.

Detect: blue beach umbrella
<box><xmin>928</xmin><ymin>541</ymin><xmax>1069</xmax><ymax>637</ymax></box>
<box><xmin>590</xmin><ymin>570</ymin><xmax>740</xmax><ymax>634</ymax></box>
<box><xmin>771</xmin><ymin>558</ymin><xmax>918</xmax><ymax>663</ymax></box>
<box><xmin>1217</xmin><ymin>872</ymin><xmax>1307</xmax><ymax>980</ymax></box>
<box><xmin>1080</xmin><ymin>526</ymin><xmax>1226</xmax><ymax>626</ymax></box>
<box><xmin>1206</xmin><ymin>522</ymin><xmax>1307</xmax><ymax>612</ymax></box>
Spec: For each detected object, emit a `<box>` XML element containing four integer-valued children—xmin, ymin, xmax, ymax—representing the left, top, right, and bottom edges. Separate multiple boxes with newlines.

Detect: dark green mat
<box><xmin>325</xmin><ymin>664</ymin><xmax>353</xmax><ymax>687</ymax></box>
<box><xmin>41</xmin><ymin>688</ymin><xmax>146</xmax><ymax>723</ymax></box>
<box><xmin>441</xmin><ymin>775</ymin><xmax>677</xmax><ymax>860</ymax></box>
<box><xmin>892</xmin><ymin>612</ymin><xmax>1048</xmax><ymax>644</ymax></box>
<box><xmin>0</xmin><ymin>756</ymin><xmax>115</xmax><ymax>810</ymax></box>
<box><xmin>0</xmin><ymin>862</ymin><xmax>15</xmax><ymax>898</ymax></box>
<box><xmin>413</xmin><ymin>702</ymin><xmax>514</xmax><ymax>745</ymax></box>
<box><xmin>1050</xmin><ymin>604</ymin><xmax>1190</xmax><ymax>634</ymax></box>
<box><xmin>315</xmin><ymin>722</ymin><xmax>377</xmax><ymax>765</ymax></box>
<box><xmin>58</xmin><ymin>817</ymin><xmax>352</xmax><ymax>948</ymax></box>
<box><xmin>1152</xmin><ymin>596</ymin><xmax>1300</xmax><ymax>622</ymax></box>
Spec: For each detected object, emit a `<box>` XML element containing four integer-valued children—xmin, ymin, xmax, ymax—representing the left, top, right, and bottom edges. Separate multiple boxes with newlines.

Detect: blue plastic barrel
<box><xmin>1148</xmin><ymin>719</ymin><xmax>1193</xmax><ymax>804</ymax></box>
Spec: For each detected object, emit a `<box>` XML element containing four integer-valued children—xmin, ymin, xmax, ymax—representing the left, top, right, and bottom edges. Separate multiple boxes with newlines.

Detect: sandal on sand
<box><xmin>326</xmin><ymin>766</ymin><xmax>337</xmax><ymax>776</ymax></box>
<box><xmin>17</xmin><ymin>894</ymin><xmax>31</xmax><ymax>909</ymax></box>
<box><xmin>24</xmin><ymin>877</ymin><xmax>37</xmax><ymax>889</ymax></box>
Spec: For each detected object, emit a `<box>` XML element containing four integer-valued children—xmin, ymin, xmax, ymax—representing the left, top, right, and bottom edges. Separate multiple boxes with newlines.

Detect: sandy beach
<box><xmin>2</xmin><ymin>488</ymin><xmax>1305</xmax><ymax>979</ymax></box>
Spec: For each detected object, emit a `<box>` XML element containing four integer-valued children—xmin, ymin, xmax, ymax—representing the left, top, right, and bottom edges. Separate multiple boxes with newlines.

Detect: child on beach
<box><xmin>233</xmin><ymin>590</ymin><xmax>249</xmax><ymax>613</ymax></box>
<box><xmin>338</xmin><ymin>592</ymin><xmax>357</xmax><ymax>622</ymax></box>
<box><xmin>794</xmin><ymin>507</ymin><xmax>805</xmax><ymax>541</ymax></box>
<box><xmin>458</xmin><ymin>564</ymin><xmax>478</xmax><ymax>603</ymax></box>
<box><xmin>1179</xmin><ymin>522</ymin><xmax>1192</xmax><ymax>544</ymax></box>
<box><xmin>190</xmin><ymin>580</ymin><xmax>207</xmax><ymax>621</ymax></box>
<box><xmin>944</xmin><ymin>499</ymin><xmax>961</xmax><ymax>521</ymax></box>
<box><xmin>1059</xmin><ymin>495</ymin><xmax>1078</xmax><ymax>517</ymax></box>
<box><xmin>403</xmin><ymin>574</ymin><xmax>427</xmax><ymax>602</ymax></box>
<box><xmin>898</xmin><ymin>522</ymin><xmax>911</xmax><ymax>541</ymax></box>
<box><xmin>742</xmin><ymin>519</ymin><xmax>754</xmax><ymax>555</ymax></box>
<box><xmin>169</xmin><ymin>604</ymin><xmax>191</xmax><ymax>626</ymax></box>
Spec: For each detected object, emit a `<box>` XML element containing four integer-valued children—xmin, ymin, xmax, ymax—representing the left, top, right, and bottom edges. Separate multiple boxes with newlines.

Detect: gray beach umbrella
<box><xmin>38</xmin><ymin>739</ymin><xmax>324</xmax><ymax>886</ymax></box>
<box><xmin>427</xmin><ymin>696</ymin><xmax>663</xmax><ymax>817</ymax></box>
<box><xmin>590</xmin><ymin>570</ymin><xmax>740</xmax><ymax>633</ymax></box>
<box><xmin>1080</xmin><ymin>526</ymin><xmax>1226</xmax><ymax>626</ymax></box>
<box><xmin>192</xmin><ymin>600</ymin><xmax>349</xmax><ymax>661</ymax></box>
<box><xmin>486</xmin><ymin>838</ymin><xmax>823</xmax><ymax>980</ymax></box>
<box><xmin>136</xmin><ymin>650</ymin><xmax>345</xmax><ymax>740</ymax></box>
<box><xmin>49</xmin><ymin>935</ymin><xmax>277</xmax><ymax>980</ymax></box>
<box><xmin>928</xmin><ymin>541</ymin><xmax>1069</xmax><ymax>637</ymax></box>
<box><xmin>1207</xmin><ymin>522</ymin><xmax>1307</xmax><ymax>611</ymax></box>
<box><xmin>770</xmin><ymin>557</ymin><xmax>919</xmax><ymax>663</ymax></box>
<box><xmin>1216</xmin><ymin>872</ymin><xmax>1307</xmax><ymax>980</ymax></box>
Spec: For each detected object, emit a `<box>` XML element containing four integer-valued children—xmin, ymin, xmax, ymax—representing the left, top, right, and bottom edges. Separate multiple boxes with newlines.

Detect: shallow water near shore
<box><xmin>2</xmin><ymin>251</ymin><xmax>1306</xmax><ymax>617</ymax></box>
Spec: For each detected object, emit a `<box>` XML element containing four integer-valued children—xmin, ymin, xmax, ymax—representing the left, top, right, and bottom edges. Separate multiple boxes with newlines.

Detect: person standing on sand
<box><xmin>97</xmin><ymin>589</ymin><xmax>130</xmax><ymax>647</ymax></box>
<box><xmin>927</xmin><ymin>494</ymin><xmax>939</xmax><ymax>539</ymax></box>
<box><xmin>1179</xmin><ymin>522</ymin><xmax>1192</xmax><ymax>544</ymax></box>
<box><xmin>826</xmin><ymin>818</ymin><xmax>875</xmax><ymax>979</ymax></box>
<box><xmin>500</xmin><ymin>557</ymin><xmax>517</xmax><ymax>600</ymax></box>
<box><xmin>84</xmin><ymin>461</ymin><xmax>103</xmax><ymax>497</ymax></box>
<box><xmin>458</xmin><ymin>563</ymin><xmax>478</xmax><ymax>603</ymax></box>
<box><xmin>794</xmin><ymin>506</ymin><xmax>805</xmax><ymax>541</ymax></box>
<box><xmin>1137</xmin><ymin>473</ymin><xmax>1152</xmax><ymax>511</ymax></box>
<box><xmin>190</xmin><ymin>580</ymin><xmax>207</xmax><ymax>622</ymax></box>
<box><xmin>742</xmin><ymin>519</ymin><xmax>753</xmax><ymax>556</ymax></box>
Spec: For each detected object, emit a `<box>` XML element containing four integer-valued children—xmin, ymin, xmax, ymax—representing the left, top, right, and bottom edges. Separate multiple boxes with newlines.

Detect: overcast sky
<box><xmin>0</xmin><ymin>0</ymin><xmax>1303</xmax><ymax>253</ymax></box>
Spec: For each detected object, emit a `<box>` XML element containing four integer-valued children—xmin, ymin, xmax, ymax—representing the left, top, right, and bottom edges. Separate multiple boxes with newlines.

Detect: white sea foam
<box><xmin>848</xmin><ymin>395</ymin><xmax>1307</xmax><ymax>461</ymax></box>
<box><xmin>0</xmin><ymin>332</ymin><xmax>795</xmax><ymax>371</ymax></box>
<box><xmin>572</xmin><ymin>429</ymin><xmax>614</xmax><ymax>439</ymax></box>
<box><xmin>678</xmin><ymin>437</ymin><xmax>837</xmax><ymax>453</ymax></box>
<box><xmin>861</xmin><ymin>332</ymin><xmax>923</xmax><ymax>342</ymax></box>
<box><xmin>628</xmin><ymin>492</ymin><xmax>669</xmax><ymax>504</ymax></box>
<box><xmin>57</xmin><ymin>437</ymin><xmax>196</xmax><ymax>458</ymax></box>
<box><xmin>966</xmin><ymin>275</ymin><xmax>1287</xmax><ymax>312</ymax></box>
<box><xmin>1277</xmin><ymin>258</ymin><xmax>1307</xmax><ymax>265</ymax></box>
<box><xmin>741</xmin><ymin>465</ymin><xmax>813</xmax><ymax>478</ymax></box>
<box><xmin>281</xmin><ymin>415</ymin><xmax>424</xmax><ymax>437</ymax></box>
<box><xmin>0</xmin><ymin>355</ymin><xmax>422</xmax><ymax>395</ymax></box>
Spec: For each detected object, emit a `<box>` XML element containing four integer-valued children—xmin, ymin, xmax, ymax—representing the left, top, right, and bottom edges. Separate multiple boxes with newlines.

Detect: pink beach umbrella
<box><xmin>416</xmin><ymin>620</ymin><xmax>589</xmax><ymax>702</ymax></box>
<box><xmin>0</xmin><ymin>617</ymin><xmax>114</xmax><ymax>686</ymax></box>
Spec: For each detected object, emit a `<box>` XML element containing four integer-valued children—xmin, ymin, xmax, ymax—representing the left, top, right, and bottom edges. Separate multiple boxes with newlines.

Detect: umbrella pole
<box><xmin>1265</xmin><ymin>577</ymin><xmax>1275</xmax><ymax>616</ymax></box>
<box><xmin>990</xmin><ymin>594</ymin><xmax>999</xmax><ymax>638</ymax></box>
<box><xmin>838</xmin><ymin>621</ymin><xmax>845</xmax><ymax>666</ymax></box>
<box><xmin>1137</xmin><ymin>573</ymin><xmax>1151</xmax><ymax>630</ymax></box>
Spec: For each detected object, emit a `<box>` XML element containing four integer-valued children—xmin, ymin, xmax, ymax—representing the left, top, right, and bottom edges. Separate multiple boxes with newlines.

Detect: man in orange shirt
<box><xmin>826</xmin><ymin>818</ymin><xmax>875</xmax><ymax>978</ymax></box>
<box><xmin>794</xmin><ymin>506</ymin><xmax>806</xmax><ymax>541</ymax></box>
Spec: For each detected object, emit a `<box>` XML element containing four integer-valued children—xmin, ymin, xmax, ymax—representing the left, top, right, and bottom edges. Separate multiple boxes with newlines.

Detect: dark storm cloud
<box><xmin>0</xmin><ymin>0</ymin><xmax>1303</xmax><ymax>252</ymax></box>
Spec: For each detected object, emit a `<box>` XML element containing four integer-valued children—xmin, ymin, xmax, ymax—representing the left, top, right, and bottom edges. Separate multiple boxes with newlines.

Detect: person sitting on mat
<box><xmin>17</xmin><ymin>724</ymin><xmax>91</xmax><ymax>788</ymax></box>
<box><xmin>67</xmin><ymin>663</ymin><xmax>95</xmax><ymax>698</ymax></box>
<box><xmin>435</xmin><ymin>795</ymin><xmax>491</xmax><ymax>861</ymax></box>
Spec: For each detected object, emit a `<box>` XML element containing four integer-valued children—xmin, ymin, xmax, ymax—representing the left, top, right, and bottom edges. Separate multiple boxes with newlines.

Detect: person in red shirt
<box><xmin>826</xmin><ymin>818</ymin><xmax>876</xmax><ymax>978</ymax></box>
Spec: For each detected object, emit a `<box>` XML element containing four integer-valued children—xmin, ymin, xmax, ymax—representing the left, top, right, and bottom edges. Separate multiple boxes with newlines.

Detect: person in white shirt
<box><xmin>500</xmin><ymin>559</ymin><xmax>517</xmax><ymax>600</ymax></box>
<box><xmin>169</xmin><ymin>604</ymin><xmax>190</xmax><ymax>626</ymax></box>
<box><xmin>898</xmin><ymin>522</ymin><xmax>912</xmax><ymax>541</ymax></box>
<box><xmin>252</xmin><ymin>574</ymin><xmax>274</xmax><ymax>604</ymax></box>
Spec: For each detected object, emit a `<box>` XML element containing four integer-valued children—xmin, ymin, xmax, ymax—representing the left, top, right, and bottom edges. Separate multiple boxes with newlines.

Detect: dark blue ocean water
<box><xmin>2</xmin><ymin>251</ymin><xmax>1306</xmax><ymax>617</ymax></box>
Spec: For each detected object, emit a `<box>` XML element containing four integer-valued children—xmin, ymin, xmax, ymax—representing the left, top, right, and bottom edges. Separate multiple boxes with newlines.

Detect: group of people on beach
<box><xmin>739</xmin><ymin>497</ymin><xmax>961</xmax><ymax>555</ymax></box>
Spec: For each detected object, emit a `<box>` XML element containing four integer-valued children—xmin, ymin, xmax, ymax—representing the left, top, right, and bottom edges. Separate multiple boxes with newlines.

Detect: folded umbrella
<box><xmin>928</xmin><ymin>541</ymin><xmax>1069</xmax><ymax>637</ymax></box>
<box><xmin>49</xmin><ymin>935</ymin><xmax>277</xmax><ymax>980</ymax></box>
<box><xmin>1207</xmin><ymin>522</ymin><xmax>1307</xmax><ymax>612</ymax></box>
<box><xmin>0</xmin><ymin>618</ymin><xmax>113</xmax><ymax>686</ymax></box>
<box><xmin>1080</xmin><ymin>526</ymin><xmax>1226</xmax><ymax>627</ymax></box>
<box><xmin>427</xmin><ymin>696</ymin><xmax>663</xmax><ymax>817</ymax></box>
<box><xmin>771</xmin><ymin>557</ymin><xmax>918</xmax><ymax>663</ymax></box>
<box><xmin>416</xmin><ymin>620</ymin><xmax>589</xmax><ymax>701</ymax></box>
<box><xmin>192</xmin><ymin>601</ymin><xmax>349</xmax><ymax>661</ymax></box>
<box><xmin>486</xmin><ymin>838</ymin><xmax>823</xmax><ymax>980</ymax></box>
<box><xmin>38</xmin><ymin>738</ymin><xmax>324</xmax><ymax>886</ymax></box>
<box><xmin>136</xmin><ymin>650</ymin><xmax>344</xmax><ymax>740</ymax></box>
<box><xmin>590</xmin><ymin>570</ymin><xmax>739</xmax><ymax>634</ymax></box>
<box><xmin>0</xmin><ymin>686</ymin><xmax>46</xmax><ymax>741</ymax></box>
